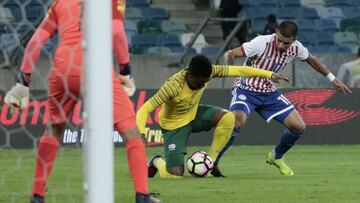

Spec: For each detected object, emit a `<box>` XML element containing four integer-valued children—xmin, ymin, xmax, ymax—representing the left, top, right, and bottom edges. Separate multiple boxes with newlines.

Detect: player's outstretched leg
<box><xmin>208</xmin><ymin>111</ymin><xmax>236</xmax><ymax>177</ymax></box>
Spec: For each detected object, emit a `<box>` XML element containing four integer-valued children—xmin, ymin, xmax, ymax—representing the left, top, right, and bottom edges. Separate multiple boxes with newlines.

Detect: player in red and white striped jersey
<box><xmin>213</xmin><ymin>21</ymin><xmax>351</xmax><ymax>176</ymax></box>
<box><xmin>232</xmin><ymin>32</ymin><xmax>309</xmax><ymax>92</ymax></box>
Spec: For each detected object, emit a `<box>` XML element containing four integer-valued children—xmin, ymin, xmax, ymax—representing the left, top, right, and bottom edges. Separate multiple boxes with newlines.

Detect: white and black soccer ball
<box><xmin>186</xmin><ymin>151</ymin><xmax>214</xmax><ymax>177</ymax></box>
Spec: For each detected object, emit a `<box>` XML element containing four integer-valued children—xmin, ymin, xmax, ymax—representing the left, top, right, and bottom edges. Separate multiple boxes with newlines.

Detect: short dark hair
<box><xmin>187</xmin><ymin>55</ymin><xmax>212</xmax><ymax>77</ymax></box>
<box><xmin>278</xmin><ymin>21</ymin><xmax>298</xmax><ymax>38</ymax></box>
<box><xmin>357</xmin><ymin>47</ymin><xmax>360</xmax><ymax>57</ymax></box>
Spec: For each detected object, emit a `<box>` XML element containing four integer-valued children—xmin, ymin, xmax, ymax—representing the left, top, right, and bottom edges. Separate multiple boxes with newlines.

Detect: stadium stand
<box><xmin>315</xmin><ymin>19</ymin><xmax>339</xmax><ymax>32</ymax></box>
<box><xmin>137</xmin><ymin>20</ymin><xmax>162</xmax><ymax>33</ymax></box>
<box><xmin>156</xmin><ymin>33</ymin><xmax>182</xmax><ymax>49</ymax></box>
<box><xmin>234</xmin><ymin>0</ymin><xmax>360</xmax><ymax>54</ymax></box>
<box><xmin>181</xmin><ymin>33</ymin><xmax>209</xmax><ymax>53</ymax></box>
<box><xmin>296</xmin><ymin>7</ymin><xmax>320</xmax><ymax>19</ymax></box>
<box><xmin>25</xmin><ymin>0</ymin><xmax>45</xmax><ymax>23</ymax></box>
<box><xmin>282</xmin><ymin>0</ymin><xmax>302</xmax><ymax>8</ymax></box>
<box><xmin>125</xmin><ymin>20</ymin><xmax>138</xmax><ymax>46</ymax></box>
<box><xmin>125</xmin><ymin>7</ymin><xmax>143</xmax><ymax>22</ymax></box>
<box><xmin>131</xmin><ymin>33</ymin><xmax>158</xmax><ymax>50</ymax></box>
<box><xmin>0</xmin><ymin>6</ymin><xmax>16</xmax><ymax>23</ymax></box>
<box><xmin>127</xmin><ymin>0</ymin><xmax>149</xmax><ymax>8</ymax></box>
<box><xmin>300</xmin><ymin>0</ymin><xmax>327</xmax><ymax>8</ymax></box>
<box><xmin>147</xmin><ymin>46</ymin><xmax>171</xmax><ymax>54</ymax></box>
<box><xmin>325</xmin><ymin>0</ymin><xmax>352</xmax><ymax>8</ymax></box>
<box><xmin>161</xmin><ymin>20</ymin><xmax>187</xmax><ymax>36</ymax></box>
<box><xmin>1</xmin><ymin>0</ymin><xmax>360</xmax><ymax>58</ymax></box>
<box><xmin>201</xmin><ymin>46</ymin><xmax>222</xmax><ymax>56</ymax></box>
<box><xmin>255</xmin><ymin>0</ymin><xmax>277</xmax><ymax>9</ymax></box>
<box><xmin>140</xmin><ymin>8</ymin><xmax>168</xmax><ymax>21</ymax></box>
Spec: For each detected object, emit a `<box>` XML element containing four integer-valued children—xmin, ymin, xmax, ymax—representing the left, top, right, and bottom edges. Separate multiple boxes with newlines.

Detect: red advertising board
<box><xmin>1</xmin><ymin>89</ymin><xmax>359</xmax><ymax>148</ymax></box>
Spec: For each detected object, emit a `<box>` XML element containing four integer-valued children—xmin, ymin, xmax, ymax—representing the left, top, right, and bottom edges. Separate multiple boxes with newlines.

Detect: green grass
<box><xmin>1</xmin><ymin>145</ymin><xmax>360</xmax><ymax>203</ymax></box>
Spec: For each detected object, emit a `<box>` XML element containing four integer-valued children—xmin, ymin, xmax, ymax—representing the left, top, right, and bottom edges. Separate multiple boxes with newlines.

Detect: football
<box><xmin>186</xmin><ymin>151</ymin><xmax>214</xmax><ymax>177</ymax></box>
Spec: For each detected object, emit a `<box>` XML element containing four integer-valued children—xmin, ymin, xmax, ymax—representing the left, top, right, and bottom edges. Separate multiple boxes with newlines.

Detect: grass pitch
<box><xmin>1</xmin><ymin>145</ymin><xmax>360</xmax><ymax>203</ymax></box>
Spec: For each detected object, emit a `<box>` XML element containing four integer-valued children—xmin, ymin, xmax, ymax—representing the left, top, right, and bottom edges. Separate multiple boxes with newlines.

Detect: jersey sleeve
<box><xmin>211</xmin><ymin>65</ymin><xmax>273</xmax><ymax>78</ymax></box>
<box><xmin>296</xmin><ymin>41</ymin><xmax>310</xmax><ymax>61</ymax></box>
<box><xmin>136</xmin><ymin>78</ymin><xmax>181</xmax><ymax>134</ymax></box>
<box><xmin>242</xmin><ymin>35</ymin><xmax>267</xmax><ymax>57</ymax></box>
<box><xmin>20</xmin><ymin>2</ymin><xmax>58</xmax><ymax>73</ymax></box>
<box><xmin>39</xmin><ymin>2</ymin><xmax>58</xmax><ymax>34</ymax></box>
<box><xmin>112</xmin><ymin>19</ymin><xmax>129</xmax><ymax>64</ymax></box>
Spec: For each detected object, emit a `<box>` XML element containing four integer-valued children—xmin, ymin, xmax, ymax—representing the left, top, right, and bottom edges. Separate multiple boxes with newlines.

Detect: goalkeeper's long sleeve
<box><xmin>21</xmin><ymin>28</ymin><xmax>52</xmax><ymax>74</ymax></box>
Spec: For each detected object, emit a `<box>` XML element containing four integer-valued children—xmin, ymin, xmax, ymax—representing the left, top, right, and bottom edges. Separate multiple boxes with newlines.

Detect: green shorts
<box><xmin>161</xmin><ymin>104</ymin><xmax>222</xmax><ymax>168</ymax></box>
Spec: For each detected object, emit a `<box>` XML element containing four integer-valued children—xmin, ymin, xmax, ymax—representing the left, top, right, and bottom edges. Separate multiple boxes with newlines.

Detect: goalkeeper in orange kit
<box><xmin>4</xmin><ymin>0</ymin><xmax>160</xmax><ymax>202</ymax></box>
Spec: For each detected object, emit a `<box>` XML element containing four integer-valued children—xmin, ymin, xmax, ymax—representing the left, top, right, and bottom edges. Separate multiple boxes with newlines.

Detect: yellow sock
<box><xmin>154</xmin><ymin>158</ymin><xmax>182</xmax><ymax>179</ymax></box>
<box><xmin>209</xmin><ymin>112</ymin><xmax>235</xmax><ymax>161</ymax></box>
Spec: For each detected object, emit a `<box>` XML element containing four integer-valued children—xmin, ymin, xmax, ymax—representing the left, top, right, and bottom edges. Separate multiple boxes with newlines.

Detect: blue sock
<box><xmin>274</xmin><ymin>129</ymin><xmax>303</xmax><ymax>159</ymax></box>
<box><xmin>215</xmin><ymin>128</ymin><xmax>240</xmax><ymax>165</ymax></box>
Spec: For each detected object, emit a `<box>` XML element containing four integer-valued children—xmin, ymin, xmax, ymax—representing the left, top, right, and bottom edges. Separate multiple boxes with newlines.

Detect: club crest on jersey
<box><xmin>238</xmin><ymin>94</ymin><xmax>247</xmax><ymax>100</ymax></box>
<box><xmin>168</xmin><ymin>144</ymin><xmax>176</xmax><ymax>151</ymax></box>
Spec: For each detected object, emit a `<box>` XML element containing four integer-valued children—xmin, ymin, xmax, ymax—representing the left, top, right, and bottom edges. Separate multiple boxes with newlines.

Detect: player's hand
<box><xmin>118</xmin><ymin>75</ymin><xmax>136</xmax><ymax>97</ymax></box>
<box><xmin>332</xmin><ymin>79</ymin><xmax>352</xmax><ymax>94</ymax></box>
<box><xmin>271</xmin><ymin>73</ymin><xmax>291</xmax><ymax>83</ymax></box>
<box><xmin>4</xmin><ymin>83</ymin><xmax>30</xmax><ymax>110</ymax></box>
<box><xmin>224</xmin><ymin>50</ymin><xmax>234</xmax><ymax>65</ymax></box>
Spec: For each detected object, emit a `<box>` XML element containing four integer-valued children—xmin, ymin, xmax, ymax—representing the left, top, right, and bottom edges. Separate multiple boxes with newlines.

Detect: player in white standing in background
<box><xmin>213</xmin><ymin>21</ymin><xmax>351</xmax><ymax>176</ymax></box>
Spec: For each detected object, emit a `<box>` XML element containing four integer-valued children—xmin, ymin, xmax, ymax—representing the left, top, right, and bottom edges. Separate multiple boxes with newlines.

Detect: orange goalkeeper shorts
<box><xmin>48</xmin><ymin>66</ymin><xmax>136</xmax><ymax>132</ymax></box>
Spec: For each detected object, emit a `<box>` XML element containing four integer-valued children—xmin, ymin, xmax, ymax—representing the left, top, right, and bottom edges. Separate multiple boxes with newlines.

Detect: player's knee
<box><xmin>233</xmin><ymin>111</ymin><xmax>247</xmax><ymax>129</ymax></box>
<box><xmin>119</xmin><ymin>126</ymin><xmax>142</xmax><ymax>142</ymax></box>
<box><xmin>234</xmin><ymin>118</ymin><xmax>246</xmax><ymax>130</ymax></box>
<box><xmin>47</xmin><ymin>123</ymin><xmax>66</xmax><ymax>138</ymax></box>
<box><xmin>290</xmin><ymin>122</ymin><xmax>306</xmax><ymax>134</ymax></box>
<box><xmin>167</xmin><ymin>167</ymin><xmax>184</xmax><ymax>176</ymax></box>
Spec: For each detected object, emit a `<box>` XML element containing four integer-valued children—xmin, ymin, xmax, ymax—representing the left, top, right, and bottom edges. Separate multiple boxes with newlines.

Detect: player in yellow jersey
<box><xmin>136</xmin><ymin>55</ymin><xmax>290</xmax><ymax>178</ymax></box>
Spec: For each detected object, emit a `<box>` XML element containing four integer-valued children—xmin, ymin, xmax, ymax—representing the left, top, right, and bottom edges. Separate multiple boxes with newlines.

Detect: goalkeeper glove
<box><xmin>118</xmin><ymin>74</ymin><xmax>136</xmax><ymax>97</ymax></box>
<box><xmin>119</xmin><ymin>63</ymin><xmax>136</xmax><ymax>97</ymax></box>
<box><xmin>4</xmin><ymin>72</ymin><xmax>31</xmax><ymax>110</ymax></box>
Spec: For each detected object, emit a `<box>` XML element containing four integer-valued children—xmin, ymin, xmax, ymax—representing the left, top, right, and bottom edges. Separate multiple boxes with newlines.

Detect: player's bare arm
<box><xmin>306</xmin><ymin>54</ymin><xmax>352</xmax><ymax>94</ymax></box>
<box><xmin>224</xmin><ymin>45</ymin><xmax>246</xmax><ymax>65</ymax></box>
<box><xmin>271</xmin><ymin>73</ymin><xmax>291</xmax><ymax>83</ymax></box>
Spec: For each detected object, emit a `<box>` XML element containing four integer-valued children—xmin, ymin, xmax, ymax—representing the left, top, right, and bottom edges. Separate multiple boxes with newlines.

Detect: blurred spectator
<box><xmin>219</xmin><ymin>0</ymin><xmax>246</xmax><ymax>44</ymax></box>
<box><xmin>337</xmin><ymin>47</ymin><xmax>360</xmax><ymax>88</ymax></box>
<box><xmin>263</xmin><ymin>14</ymin><xmax>277</xmax><ymax>35</ymax></box>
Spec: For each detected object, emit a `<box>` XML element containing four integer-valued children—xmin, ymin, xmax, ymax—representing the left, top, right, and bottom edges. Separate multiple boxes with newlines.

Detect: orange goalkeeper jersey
<box><xmin>21</xmin><ymin>0</ymin><xmax>126</xmax><ymax>74</ymax></box>
<box><xmin>21</xmin><ymin>0</ymin><xmax>84</xmax><ymax>74</ymax></box>
<box><xmin>112</xmin><ymin>0</ymin><xmax>126</xmax><ymax>21</ymax></box>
